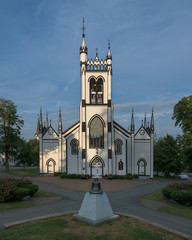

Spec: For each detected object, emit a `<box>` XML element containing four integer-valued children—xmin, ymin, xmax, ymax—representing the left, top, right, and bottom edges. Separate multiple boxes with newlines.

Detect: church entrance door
<box><xmin>91</xmin><ymin>157</ymin><xmax>103</xmax><ymax>178</ymax></box>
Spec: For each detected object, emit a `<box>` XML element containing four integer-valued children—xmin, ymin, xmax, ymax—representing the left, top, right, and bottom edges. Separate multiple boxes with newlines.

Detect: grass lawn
<box><xmin>0</xmin><ymin>190</ymin><xmax>57</xmax><ymax>212</ymax></box>
<box><xmin>3</xmin><ymin>168</ymin><xmax>39</xmax><ymax>177</ymax></box>
<box><xmin>0</xmin><ymin>214</ymin><xmax>185</xmax><ymax>240</ymax></box>
<box><xmin>143</xmin><ymin>191</ymin><xmax>192</xmax><ymax>220</ymax></box>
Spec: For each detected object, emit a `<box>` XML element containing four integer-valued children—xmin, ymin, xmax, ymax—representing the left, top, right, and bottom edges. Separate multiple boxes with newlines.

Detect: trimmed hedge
<box><xmin>13</xmin><ymin>187</ymin><xmax>31</xmax><ymax>201</ymax></box>
<box><xmin>162</xmin><ymin>181</ymin><xmax>192</xmax><ymax>206</ymax></box>
<box><xmin>60</xmin><ymin>173</ymin><xmax>81</xmax><ymax>179</ymax></box>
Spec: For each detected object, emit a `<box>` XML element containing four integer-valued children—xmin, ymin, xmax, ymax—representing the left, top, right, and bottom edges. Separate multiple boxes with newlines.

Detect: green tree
<box><xmin>17</xmin><ymin>139</ymin><xmax>39</xmax><ymax>167</ymax></box>
<box><xmin>154</xmin><ymin>134</ymin><xmax>183</xmax><ymax>176</ymax></box>
<box><xmin>0</xmin><ymin>98</ymin><xmax>24</xmax><ymax>171</ymax></box>
<box><xmin>172</xmin><ymin>95</ymin><xmax>192</xmax><ymax>171</ymax></box>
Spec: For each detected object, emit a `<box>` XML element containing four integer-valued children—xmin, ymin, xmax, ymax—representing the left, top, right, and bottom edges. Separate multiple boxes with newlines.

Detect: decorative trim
<box><xmin>82</xmin><ymin>100</ymin><xmax>85</xmax><ymax>107</ymax></box>
<box><xmin>82</xmin><ymin>122</ymin><xmax>86</xmax><ymax>132</ymax></box>
<box><xmin>63</xmin><ymin>120</ymin><xmax>80</xmax><ymax>135</ymax></box>
<box><xmin>108</xmin><ymin>100</ymin><xmax>111</xmax><ymax>107</ymax></box>
<box><xmin>108</xmin><ymin>122</ymin><xmax>111</xmax><ymax>132</ymax></box>
<box><xmin>108</xmin><ymin>149</ymin><xmax>112</xmax><ymax>159</ymax></box>
<box><xmin>88</xmin><ymin>114</ymin><xmax>106</xmax><ymax>128</ymax></box>
<box><xmin>82</xmin><ymin>149</ymin><xmax>86</xmax><ymax>159</ymax></box>
<box><xmin>114</xmin><ymin>126</ymin><xmax>130</xmax><ymax>138</ymax></box>
<box><xmin>64</xmin><ymin>126</ymin><xmax>79</xmax><ymax>138</ymax></box>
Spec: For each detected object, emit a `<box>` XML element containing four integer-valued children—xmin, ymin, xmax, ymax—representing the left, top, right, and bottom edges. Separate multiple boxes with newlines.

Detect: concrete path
<box><xmin>0</xmin><ymin>172</ymin><xmax>192</xmax><ymax>238</ymax></box>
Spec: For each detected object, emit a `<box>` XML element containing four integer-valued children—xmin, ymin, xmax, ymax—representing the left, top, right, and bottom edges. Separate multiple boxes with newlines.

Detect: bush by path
<box><xmin>162</xmin><ymin>181</ymin><xmax>192</xmax><ymax>206</ymax></box>
<box><xmin>0</xmin><ymin>178</ymin><xmax>38</xmax><ymax>203</ymax></box>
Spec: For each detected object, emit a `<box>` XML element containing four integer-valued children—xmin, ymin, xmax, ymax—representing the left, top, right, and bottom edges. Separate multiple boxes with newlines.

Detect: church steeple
<box><xmin>144</xmin><ymin>112</ymin><xmax>147</xmax><ymax>129</ymax></box>
<box><xmin>39</xmin><ymin>108</ymin><xmax>43</xmax><ymax>133</ymax></box>
<box><xmin>80</xmin><ymin>17</ymin><xmax>87</xmax><ymax>62</ymax></box>
<box><xmin>131</xmin><ymin>108</ymin><xmax>135</xmax><ymax>134</ymax></box>
<box><xmin>46</xmin><ymin>112</ymin><xmax>48</xmax><ymax>128</ymax></box>
<box><xmin>107</xmin><ymin>40</ymin><xmax>112</xmax><ymax>60</ymax></box>
<box><xmin>150</xmin><ymin>108</ymin><xmax>154</xmax><ymax>133</ymax></box>
<box><xmin>58</xmin><ymin>108</ymin><xmax>62</xmax><ymax>133</ymax></box>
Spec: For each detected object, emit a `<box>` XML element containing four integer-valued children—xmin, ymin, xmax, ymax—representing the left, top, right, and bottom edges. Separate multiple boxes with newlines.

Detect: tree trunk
<box><xmin>5</xmin><ymin>152</ymin><xmax>9</xmax><ymax>171</ymax></box>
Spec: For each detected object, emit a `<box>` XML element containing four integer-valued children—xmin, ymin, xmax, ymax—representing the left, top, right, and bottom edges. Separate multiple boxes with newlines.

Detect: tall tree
<box><xmin>0</xmin><ymin>98</ymin><xmax>24</xmax><ymax>171</ymax></box>
<box><xmin>172</xmin><ymin>95</ymin><xmax>192</xmax><ymax>171</ymax></box>
<box><xmin>154</xmin><ymin>134</ymin><xmax>183</xmax><ymax>176</ymax></box>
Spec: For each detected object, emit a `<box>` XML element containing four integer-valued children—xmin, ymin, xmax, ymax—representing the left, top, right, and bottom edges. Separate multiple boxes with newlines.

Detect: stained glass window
<box><xmin>70</xmin><ymin>139</ymin><xmax>79</xmax><ymax>155</ymax></box>
<box><xmin>115</xmin><ymin>139</ymin><xmax>123</xmax><ymax>155</ymax></box>
<box><xmin>90</xmin><ymin>117</ymin><xmax>104</xmax><ymax>148</ymax></box>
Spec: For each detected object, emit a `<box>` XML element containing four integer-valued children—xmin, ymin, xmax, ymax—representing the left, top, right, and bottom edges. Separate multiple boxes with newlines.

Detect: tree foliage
<box><xmin>0</xmin><ymin>98</ymin><xmax>24</xmax><ymax>170</ymax></box>
<box><xmin>154</xmin><ymin>134</ymin><xmax>182</xmax><ymax>176</ymax></box>
<box><xmin>172</xmin><ymin>95</ymin><xmax>192</xmax><ymax>171</ymax></box>
<box><xmin>17</xmin><ymin>139</ymin><xmax>39</xmax><ymax>167</ymax></box>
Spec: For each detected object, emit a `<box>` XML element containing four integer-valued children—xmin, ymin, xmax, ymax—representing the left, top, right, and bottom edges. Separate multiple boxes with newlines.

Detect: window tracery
<box><xmin>90</xmin><ymin>78</ymin><xmax>103</xmax><ymax>104</ymax></box>
<box><xmin>114</xmin><ymin>139</ymin><xmax>123</xmax><ymax>155</ymax></box>
<box><xmin>70</xmin><ymin>139</ymin><xmax>79</xmax><ymax>155</ymax></box>
<box><xmin>90</xmin><ymin>116</ymin><xmax>104</xmax><ymax>148</ymax></box>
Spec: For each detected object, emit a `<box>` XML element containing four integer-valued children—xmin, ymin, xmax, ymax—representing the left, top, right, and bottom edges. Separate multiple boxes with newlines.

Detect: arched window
<box><xmin>118</xmin><ymin>160</ymin><xmax>123</xmax><ymax>170</ymax></box>
<box><xmin>70</xmin><ymin>139</ymin><xmax>79</xmax><ymax>155</ymax></box>
<box><xmin>90</xmin><ymin>116</ymin><xmax>104</xmax><ymax>148</ymax></box>
<box><xmin>114</xmin><ymin>139</ymin><xmax>123</xmax><ymax>155</ymax></box>
<box><xmin>90</xmin><ymin>78</ymin><xmax>103</xmax><ymax>104</ymax></box>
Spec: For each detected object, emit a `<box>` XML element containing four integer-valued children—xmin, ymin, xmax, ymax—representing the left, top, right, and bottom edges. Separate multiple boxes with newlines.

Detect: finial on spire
<box><xmin>108</xmin><ymin>40</ymin><xmax>110</xmax><ymax>49</ymax></box>
<box><xmin>82</xmin><ymin>17</ymin><xmax>85</xmax><ymax>36</ymax></box>
<box><xmin>107</xmin><ymin>40</ymin><xmax>112</xmax><ymax>60</ymax></box>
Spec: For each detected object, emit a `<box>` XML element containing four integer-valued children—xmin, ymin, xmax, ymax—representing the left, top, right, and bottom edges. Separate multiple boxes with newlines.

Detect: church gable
<box><xmin>43</xmin><ymin>127</ymin><xmax>58</xmax><ymax>140</ymax></box>
<box><xmin>63</xmin><ymin>121</ymin><xmax>80</xmax><ymax>138</ymax></box>
<box><xmin>135</xmin><ymin>126</ymin><xmax>150</xmax><ymax>140</ymax></box>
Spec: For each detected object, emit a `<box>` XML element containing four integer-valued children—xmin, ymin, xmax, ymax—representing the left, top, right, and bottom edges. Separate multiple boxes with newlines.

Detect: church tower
<box><xmin>79</xmin><ymin>18</ymin><xmax>113</xmax><ymax>177</ymax></box>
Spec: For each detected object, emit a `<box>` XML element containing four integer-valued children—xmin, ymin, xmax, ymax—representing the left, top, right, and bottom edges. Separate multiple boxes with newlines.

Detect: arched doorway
<box><xmin>90</xmin><ymin>156</ymin><xmax>104</xmax><ymax>178</ymax></box>
<box><xmin>137</xmin><ymin>158</ymin><xmax>147</xmax><ymax>176</ymax></box>
<box><xmin>46</xmin><ymin>158</ymin><xmax>56</xmax><ymax>174</ymax></box>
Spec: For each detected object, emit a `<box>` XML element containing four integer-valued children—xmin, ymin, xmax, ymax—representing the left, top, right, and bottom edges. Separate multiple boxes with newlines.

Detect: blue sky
<box><xmin>0</xmin><ymin>0</ymin><xmax>191</xmax><ymax>139</ymax></box>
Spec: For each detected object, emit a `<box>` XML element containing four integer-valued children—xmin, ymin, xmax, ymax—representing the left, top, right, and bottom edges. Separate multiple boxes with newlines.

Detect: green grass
<box><xmin>143</xmin><ymin>191</ymin><xmax>192</xmax><ymax>220</ymax></box>
<box><xmin>0</xmin><ymin>190</ymin><xmax>57</xmax><ymax>212</ymax></box>
<box><xmin>142</xmin><ymin>191</ymin><xmax>166</xmax><ymax>201</ymax></box>
<box><xmin>0</xmin><ymin>215</ymin><xmax>185</xmax><ymax>240</ymax></box>
<box><xmin>3</xmin><ymin>168</ymin><xmax>39</xmax><ymax>177</ymax></box>
<box><xmin>159</xmin><ymin>204</ymin><xmax>192</xmax><ymax>220</ymax></box>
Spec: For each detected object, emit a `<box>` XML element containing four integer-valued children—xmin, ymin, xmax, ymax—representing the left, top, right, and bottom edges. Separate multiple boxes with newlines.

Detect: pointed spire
<box><xmin>131</xmin><ymin>108</ymin><xmax>135</xmax><ymax>133</ymax></box>
<box><xmin>36</xmin><ymin>115</ymin><xmax>40</xmax><ymax>136</ymax></box>
<box><xmin>40</xmin><ymin>108</ymin><xmax>43</xmax><ymax>133</ymax></box>
<box><xmin>150</xmin><ymin>108</ymin><xmax>154</xmax><ymax>133</ymax></box>
<box><xmin>141</xmin><ymin>120</ymin><xmax>143</xmax><ymax>127</ymax></box>
<box><xmin>80</xmin><ymin>17</ymin><xmax>87</xmax><ymax>55</ymax></box>
<box><xmin>107</xmin><ymin>40</ymin><xmax>112</xmax><ymax>60</ymax></box>
<box><xmin>144</xmin><ymin>112</ymin><xmax>147</xmax><ymax>129</ymax></box>
<box><xmin>95</xmin><ymin>48</ymin><xmax>99</xmax><ymax>61</ymax></box>
<box><xmin>58</xmin><ymin>108</ymin><xmax>62</xmax><ymax>133</ymax></box>
<box><xmin>46</xmin><ymin>112</ymin><xmax>48</xmax><ymax>128</ymax></box>
<box><xmin>50</xmin><ymin>119</ymin><xmax>52</xmax><ymax>127</ymax></box>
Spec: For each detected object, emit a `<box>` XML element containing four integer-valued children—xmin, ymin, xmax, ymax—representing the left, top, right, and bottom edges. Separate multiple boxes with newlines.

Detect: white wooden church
<box><xmin>36</xmin><ymin>20</ymin><xmax>154</xmax><ymax>178</ymax></box>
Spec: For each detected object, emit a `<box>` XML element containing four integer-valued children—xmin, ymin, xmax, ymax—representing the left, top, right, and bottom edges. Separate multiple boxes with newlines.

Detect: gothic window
<box><xmin>115</xmin><ymin>139</ymin><xmax>123</xmax><ymax>155</ymax></box>
<box><xmin>90</xmin><ymin>116</ymin><xmax>104</xmax><ymax>148</ymax></box>
<box><xmin>90</xmin><ymin>78</ymin><xmax>103</xmax><ymax>104</ymax></box>
<box><xmin>70</xmin><ymin>139</ymin><xmax>79</xmax><ymax>155</ymax></box>
<box><xmin>118</xmin><ymin>160</ymin><xmax>123</xmax><ymax>170</ymax></box>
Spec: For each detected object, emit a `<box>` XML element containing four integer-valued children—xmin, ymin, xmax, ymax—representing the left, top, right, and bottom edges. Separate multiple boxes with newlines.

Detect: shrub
<box><xmin>54</xmin><ymin>172</ymin><xmax>62</xmax><ymax>176</ymax></box>
<box><xmin>60</xmin><ymin>173</ymin><xmax>81</xmax><ymax>179</ymax></box>
<box><xmin>133</xmin><ymin>174</ymin><xmax>139</xmax><ymax>179</ymax></box>
<box><xmin>13</xmin><ymin>187</ymin><xmax>31</xmax><ymax>201</ymax></box>
<box><xmin>126</xmin><ymin>175</ymin><xmax>134</xmax><ymax>180</ymax></box>
<box><xmin>25</xmin><ymin>184</ymin><xmax>39</xmax><ymax>196</ymax></box>
<box><xmin>12</xmin><ymin>178</ymin><xmax>32</xmax><ymax>188</ymax></box>
<box><xmin>162</xmin><ymin>181</ymin><xmax>192</xmax><ymax>206</ymax></box>
<box><xmin>0</xmin><ymin>178</ymin><xmax>17</xmax><ymax>203</ymax></box>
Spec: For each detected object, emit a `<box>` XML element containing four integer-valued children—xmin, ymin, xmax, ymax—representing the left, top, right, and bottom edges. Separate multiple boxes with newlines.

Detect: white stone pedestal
<box><xmin>74</xmin><ymin>192</ymin><xmax>119</xmax><ymax>225</ymax></box>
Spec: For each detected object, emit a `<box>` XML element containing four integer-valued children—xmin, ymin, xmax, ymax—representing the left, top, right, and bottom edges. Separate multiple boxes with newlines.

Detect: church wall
<box><xmin>85</xmin><ymin>105</ymin><xmax>108</xmax><ymax>175</ymax></box>
<box><xmin>66</xmin><ymin>129</ymin><xmax>80</xmax><ymax>174</ymax></box>
<box><xmin>114</xmin><ymin>130</ymin><xmax>127</xmax><ymax>175</ymax></box>
<box><xmin>134</xmin><ymin>140</ymin><xmax>150</xmax><ymax>176</ymax></box>
<box><xmin>127</xmin><ymin>138</ymin><xmax>132</xmax><ymax>174</ymax></box>
<box><xmin>42</xmin><ymin>140</ymin><xmax>59</xmax><ymax>173</ymax></box>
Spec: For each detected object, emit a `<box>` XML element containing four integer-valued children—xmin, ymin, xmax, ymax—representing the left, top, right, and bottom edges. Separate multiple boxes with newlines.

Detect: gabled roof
<box><xmin>63</xmin><ymin>120</ymin><xmax>80</xmax><ymax>137</ymax></box>
<box><xmin>113</xmin><ymin>121</ymin><xmax>131</xmax><ymax>137</ymax></box>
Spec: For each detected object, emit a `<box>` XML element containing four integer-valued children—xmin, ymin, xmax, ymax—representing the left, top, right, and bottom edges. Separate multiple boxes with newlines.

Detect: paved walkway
<box><xmin>0</xmin><ymin>172</ymin><xmax>192</xmax><ymax>239</ymax></box>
